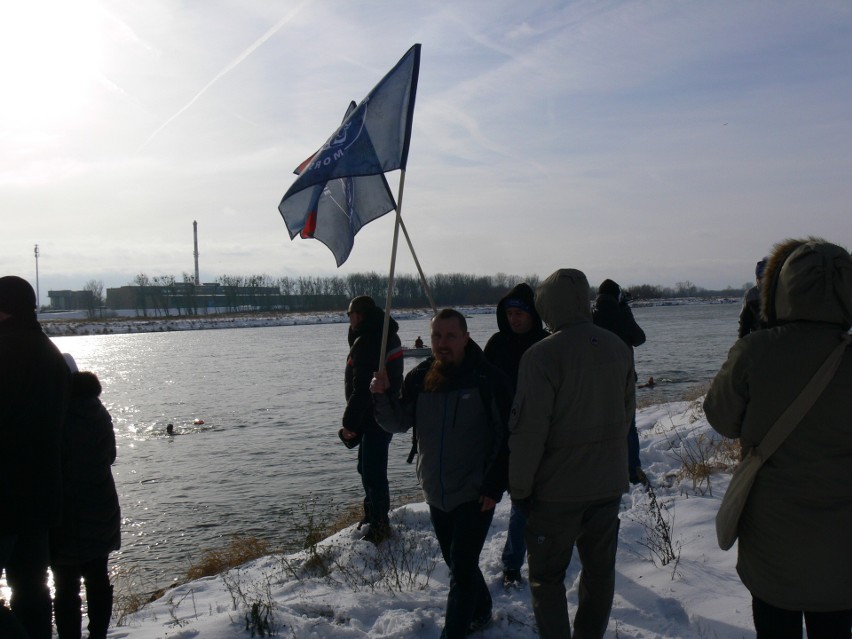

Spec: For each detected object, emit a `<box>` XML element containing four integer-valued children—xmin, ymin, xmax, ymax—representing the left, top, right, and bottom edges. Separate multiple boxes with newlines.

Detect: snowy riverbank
<box><xmin>40</xmin><ymin>309</ymin><xmax>437</xmax><ymax>337</ymax></box>
<box><xmin>114</xmin><ymin>397</ymin><xmax>756</xmax><ymax>639</ymax></box>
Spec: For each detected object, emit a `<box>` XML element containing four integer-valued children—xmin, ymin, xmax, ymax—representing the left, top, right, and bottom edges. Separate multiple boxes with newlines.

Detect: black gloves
<box><xmin>338</xmin><ymin>428</ymin><xmax>362</xmax><ymax>449</ymax></box>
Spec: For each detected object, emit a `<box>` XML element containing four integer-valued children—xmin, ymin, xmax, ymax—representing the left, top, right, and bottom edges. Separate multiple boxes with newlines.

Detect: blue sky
<box><xmin>2</xmin><ymin>0</ymin><xmax>851</xmax><ymax>298</ymax></box>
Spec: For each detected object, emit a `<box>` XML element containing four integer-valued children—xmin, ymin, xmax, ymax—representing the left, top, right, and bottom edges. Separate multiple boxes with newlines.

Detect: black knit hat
<box><xmin>0</xmin><ymin>275</ymin><xmax>37</xmax><ymax>318</ymax></box>
<box><xmin>348</xmin><ymin>295</ymin><xmax>376</xmax><ymax>314</ymax></box>
<box><xmin>598</xmin><ymin>279</ymin><xmax>621</xmax><ymax>298</ymax></box>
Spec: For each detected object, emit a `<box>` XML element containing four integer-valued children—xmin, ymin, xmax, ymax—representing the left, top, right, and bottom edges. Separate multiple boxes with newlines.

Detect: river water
<box><xmin>42</xmin><ymin>302</ymin><xmax>739</xmax><ymax>592</ymax></box>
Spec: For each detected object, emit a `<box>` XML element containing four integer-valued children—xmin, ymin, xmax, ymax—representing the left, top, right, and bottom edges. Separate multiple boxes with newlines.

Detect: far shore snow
<box><xmin>40</xmin><ymin>298</ymin><xmax>738</xmax><ymax>337</ymax></box>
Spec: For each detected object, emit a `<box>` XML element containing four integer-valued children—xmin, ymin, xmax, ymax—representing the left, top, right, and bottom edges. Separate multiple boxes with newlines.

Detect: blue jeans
<box><xmin>0</xmin><ymin>529</ymin><xmax>52</xmax><ymax>639</ymax></box>
<box><xmin>357</xmin><ymin>429</ymin><xmax>392</xmax><ymax>527</ymax></box>
<box><xmin>429</xmin><ymin>501</ymin><xmax>494</xmax><ymax>639</ymax></box>
<box><xmin>525</xmin><ymin>498</ymin><xmax>621</xmax><ymax>639</ymax></box>
<box><xmin>627</xmin><ymin>414</ymin><xmax>641</xmax><ymax>480</ymax></box>
<box><xmin>501</xmin><ymin>505</ymin><xmax>527</xmax><ymax>572</ymax></box>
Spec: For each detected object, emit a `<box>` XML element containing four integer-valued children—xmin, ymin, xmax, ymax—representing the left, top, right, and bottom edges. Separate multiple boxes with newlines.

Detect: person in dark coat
<box><xmin>0</xmin><ymin>275</ymin><xmax>70</xmax><ymax>639</ymax></box>
<box><xmin>738</xmin><ymin>257</ymin><xmax>769</xmax><ymax>338</ymax></box>
<box><xmin>50</xmin><ymin>359</ymin><xmax>120</xmax><ymax>639</ymax></box>
<box><xmin>484</xmin><ymin>283</ymin><xmax>549</xmax><ymax>587</ymax></box>
<box><xmin>339</xmin><ymin>296</ymin><xmax>404</xmax><ymax>543</ymax></box>
<box><xmin>592</xmin><ymin>278</ymin><xmax>647</xmax><ymax>485</ymax></box>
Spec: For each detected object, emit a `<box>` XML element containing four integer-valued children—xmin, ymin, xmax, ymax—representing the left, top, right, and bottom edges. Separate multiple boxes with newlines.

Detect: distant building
<box><xmin>48</xmin><ymin>289</ymin><xmax>96</xmax><ymax>311</ymax></box>
<box><xmin>47</xmin><ymin>284</ymin><xmax>346</xmax><ymax>316</ymax></box>
<box><xmin>104</xmin><ymin>283</ymin><xmax>345</xmax><ymax>315</ymax></box>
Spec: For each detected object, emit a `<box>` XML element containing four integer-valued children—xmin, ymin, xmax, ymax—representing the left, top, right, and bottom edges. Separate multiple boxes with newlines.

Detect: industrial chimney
<box><xmin>193</xmin><ymin>221</ymin><xmax>200</xmax><ymax>285</ymax></box>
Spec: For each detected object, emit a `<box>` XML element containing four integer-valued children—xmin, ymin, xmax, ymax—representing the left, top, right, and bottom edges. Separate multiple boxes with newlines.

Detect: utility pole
<box><xmin>193</xmin><ymin>221</ymin><xmax>200</xmax><ymax>285</ymax></box>
<box><xmin>34</xmin><ymin>244</ymin><xmax>40</xmax><ymax>311</ymax></box>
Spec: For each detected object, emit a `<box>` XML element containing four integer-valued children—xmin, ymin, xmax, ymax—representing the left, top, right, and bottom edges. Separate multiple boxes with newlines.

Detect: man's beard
<box><xmin>424</xmin><ymin>357</ymin><xmax>457</xmax><ymax>392</ymax></box>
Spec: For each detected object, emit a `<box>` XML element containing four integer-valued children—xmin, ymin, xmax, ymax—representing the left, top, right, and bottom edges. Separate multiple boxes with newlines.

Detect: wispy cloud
<box><xmin>138</xmin><ymin>0</ymin><xmax>313</xmax><ymax>151</ymax></box>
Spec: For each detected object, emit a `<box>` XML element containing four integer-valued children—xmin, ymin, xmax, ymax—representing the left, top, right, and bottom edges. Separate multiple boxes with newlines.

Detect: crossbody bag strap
<box><xmin>756</xmin><ymin>332</ymin><xmax>851</xmax><ymax>460</ymax></box>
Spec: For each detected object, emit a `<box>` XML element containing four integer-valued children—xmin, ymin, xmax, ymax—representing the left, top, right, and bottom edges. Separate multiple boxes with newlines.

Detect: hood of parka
<box><xmin>535</xmin><ymin>268</ymin><xmax>592</xmax><ymax>332</ymax></box>
<box><xmin>761</xmin><ymin>237</ymin><xmax>852</xmax><ymax>330</ymax></box>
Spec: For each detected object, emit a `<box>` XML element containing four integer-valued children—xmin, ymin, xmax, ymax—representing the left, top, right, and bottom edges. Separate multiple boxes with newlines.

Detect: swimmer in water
<box><xmin>166</xmin><ymin>423</ymin><xmax>174</xmax><ymax>435</ymax></box>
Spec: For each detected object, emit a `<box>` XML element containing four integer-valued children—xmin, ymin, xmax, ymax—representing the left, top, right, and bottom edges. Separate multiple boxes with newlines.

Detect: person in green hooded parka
<box><xmin>704</xmin><ymin>238</ymin><xmax>852</xmax><ymax>638</ymax></box>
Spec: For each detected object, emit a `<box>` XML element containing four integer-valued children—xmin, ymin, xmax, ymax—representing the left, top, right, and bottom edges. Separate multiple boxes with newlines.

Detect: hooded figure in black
<box><xmin>592</xmin><ymin>279</ymin><xmax>647</xmax><ymax>484</ymax></box>
<box><xmin>484</xmin><ymin>282</ymin><xmax>549</xmax><ymax>587</ymax></box>
<box><xmin>0</xmin><ymin>275</ymin><xmax>70</xmax><ymax>639</ymax></box>
<box><xmin>50</xmin><ymin>364</ymin><xmax>120</xmax><ymax>639</ymax></box>
<box><xmin>340</xmin><ymin>296</ymin><xmax>403</xmax><ymax>543</ymax></box>
<box><xmin>484</xmin><ymin>283</ymin><xmax>550</xmax><ymax>389</ymax></box>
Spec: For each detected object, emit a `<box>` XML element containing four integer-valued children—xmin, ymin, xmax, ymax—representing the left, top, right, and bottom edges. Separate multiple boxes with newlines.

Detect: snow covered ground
<box><xmin>40</xmin><ymin>309</ymin><xmax>439</xmax><ymax>337</ymax></box>
<box><xmin>110</xmin><ymin>397</ymin><xmax>756</xmax><ymax>639</ymax></box>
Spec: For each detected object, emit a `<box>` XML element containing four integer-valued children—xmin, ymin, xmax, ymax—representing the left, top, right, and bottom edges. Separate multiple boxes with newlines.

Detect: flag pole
<box><xmin>379</xmin><ymin>170</ymin><xmax>407</xmax><ymax>374</ymax></box>
<box><xmin>398</xmin><ymin>217</ymin><xmax>437</xmax><ymax>314</ymax></box>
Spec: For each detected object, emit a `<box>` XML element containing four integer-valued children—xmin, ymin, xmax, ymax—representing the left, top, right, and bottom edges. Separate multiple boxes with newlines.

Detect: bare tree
<box><xmin>83</xmin><ymin>279</ymin><xmax>105</xmax><ymax>305</ymax></box>
<box><xmin>82</xmin><ymin>279</ymin><xmax>105</xmax><ymax>319</ymax></box>
<box><xmin>132</xmin><ymin>273</ymin><xmax>150</xmax><ymax>317</ymax></box>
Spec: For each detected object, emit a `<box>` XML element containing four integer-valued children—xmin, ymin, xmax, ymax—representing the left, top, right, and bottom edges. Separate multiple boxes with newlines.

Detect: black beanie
<box><xmin>598</xmin><ymin>279</ymin><xmax>621</xmax><ymax>298</ymax></box>
<box><xmin>0</xmin><ymin>276</ymin><xmax>37</xmax><ymax>318</ymax></box>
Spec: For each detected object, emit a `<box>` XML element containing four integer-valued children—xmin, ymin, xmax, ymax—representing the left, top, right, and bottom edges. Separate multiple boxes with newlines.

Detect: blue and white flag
<box><xmin>279</xmin><ymin>44</ymin><xmax>421</xmax><ymax>266</ymax></box>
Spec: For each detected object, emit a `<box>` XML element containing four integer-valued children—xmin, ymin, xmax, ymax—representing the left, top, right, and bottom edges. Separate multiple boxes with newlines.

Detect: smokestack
<box><xmin>193</xmin><ymin>220</ymin><xmax>200</xmax><ymax>285</ymax></box>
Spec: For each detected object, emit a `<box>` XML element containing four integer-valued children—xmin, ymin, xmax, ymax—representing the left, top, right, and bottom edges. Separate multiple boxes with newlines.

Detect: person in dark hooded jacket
<box><xmin>592</xmin><ymin>278</ymin><xmax>647</xmax><ymax>485</ymax></box>
<box><xmin>484</xmin><ymin>283</ymin><xmax>549</xmax><ymax>587</ymax></box>
<box><xmin>50</xmin><ymin>361</ymin><xmax>120</xmax><ymax>639</ymax></box>
<box><xmin>0</xmin><ymin>275</ymin><xmax>70</xmax><ymax>639</ymax></box>
<box><xmin>738</xmin><ymin>257</ymin><xmax>769</xmax><ymax>339</ymax></box>
<box><xmin>339</xmin><ymin>296</ymin><xmax>404</xmax><ymax>543</ymax></box>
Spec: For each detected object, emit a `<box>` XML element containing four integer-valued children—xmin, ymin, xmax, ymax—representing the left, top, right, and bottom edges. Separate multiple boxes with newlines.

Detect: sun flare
<box><xmin>0</xmin><ymin>0</ymin><xmax>104</xmax><ymax>129</ymax></box>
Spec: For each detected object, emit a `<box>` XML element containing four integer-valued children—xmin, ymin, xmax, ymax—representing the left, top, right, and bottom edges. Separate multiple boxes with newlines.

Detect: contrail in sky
<box><xmin>138</xmin><ymin>0</ymin><xmax>312</xmax><ymax>151</ymax></box>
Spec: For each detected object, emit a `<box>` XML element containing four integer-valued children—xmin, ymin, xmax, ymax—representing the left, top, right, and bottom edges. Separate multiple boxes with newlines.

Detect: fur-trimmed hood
<box><xmin>761</xmin><ymin>237</ymin><xmax>852</xmax><ymax>329</ymax></box>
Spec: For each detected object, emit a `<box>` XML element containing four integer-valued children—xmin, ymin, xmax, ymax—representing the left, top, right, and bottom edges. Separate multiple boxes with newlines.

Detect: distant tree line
<box><xmin>113</xmin><ymin>271</ymin><xmax>749</xmax><ymax>317</ymax></box>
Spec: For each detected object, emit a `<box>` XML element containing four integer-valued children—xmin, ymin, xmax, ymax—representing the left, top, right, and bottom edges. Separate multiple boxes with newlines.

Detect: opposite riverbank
<box><xmin>40</xmin><ymin>298</ymin><xmax>738</xmax><ymax>337</ymax></box>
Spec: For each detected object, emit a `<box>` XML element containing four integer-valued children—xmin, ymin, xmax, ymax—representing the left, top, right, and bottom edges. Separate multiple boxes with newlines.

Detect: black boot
<box><xmin>84</xmin><ymin>583</ymin><xmax>112</xmax><ymax>639</ymax></box>
<box><xmin>52</xmin><ymin>568</ymin><xmax>82</xmax><ymax>639</ymax></box>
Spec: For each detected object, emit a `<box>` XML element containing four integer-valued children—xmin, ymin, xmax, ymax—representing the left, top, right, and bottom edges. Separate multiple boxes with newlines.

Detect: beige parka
<box><xmin>508</xmin><ymin>269</ymin><xmax>635</xmax><ymax>504</ymax></box>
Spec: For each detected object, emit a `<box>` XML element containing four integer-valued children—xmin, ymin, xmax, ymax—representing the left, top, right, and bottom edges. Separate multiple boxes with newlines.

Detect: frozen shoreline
<box><xmin>40</xmin><ymin>298</ymin><xmax>738</xmax><ymax>337</ymax></box>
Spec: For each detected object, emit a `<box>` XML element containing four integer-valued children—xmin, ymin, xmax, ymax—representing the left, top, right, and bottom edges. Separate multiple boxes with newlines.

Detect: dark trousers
<box><xmin>501</xmin><ymin>504</ymin><xmax>527</xmax><ymax>573</ymax></box>
<box><xmin>753</xmin><ymin>596</ymin><xmax>852</xmax><ymax>639</ymax></box>
<box><xmin>357</xmin><ymin>429</ymin><xmax>392</xmax><ymax>527</ymax></box>
<box><xmin>525</xmin><ymin>498</ymin><xmax>621</xmax><ymax>639</ymax></box>
<box><xmin>0</xmin><ymin>529</ymin><xmax>52</xmax><ymax>639</ymax></box>
<box><xmin>429</xmin><ymin>501</ymin><xmax>494</xmax><ymax>639</ymax></box>
<box><xmin>53</xmin><ymin>556</ymin><xmax>113</xmax><ymax>639</ymax></box>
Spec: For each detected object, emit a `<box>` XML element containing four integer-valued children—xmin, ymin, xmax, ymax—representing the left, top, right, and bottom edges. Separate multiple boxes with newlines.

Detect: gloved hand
<box><xmin>338</xmin><ymin>428</ymin><xmax>362</xmax><ymax>449</ymax></box>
